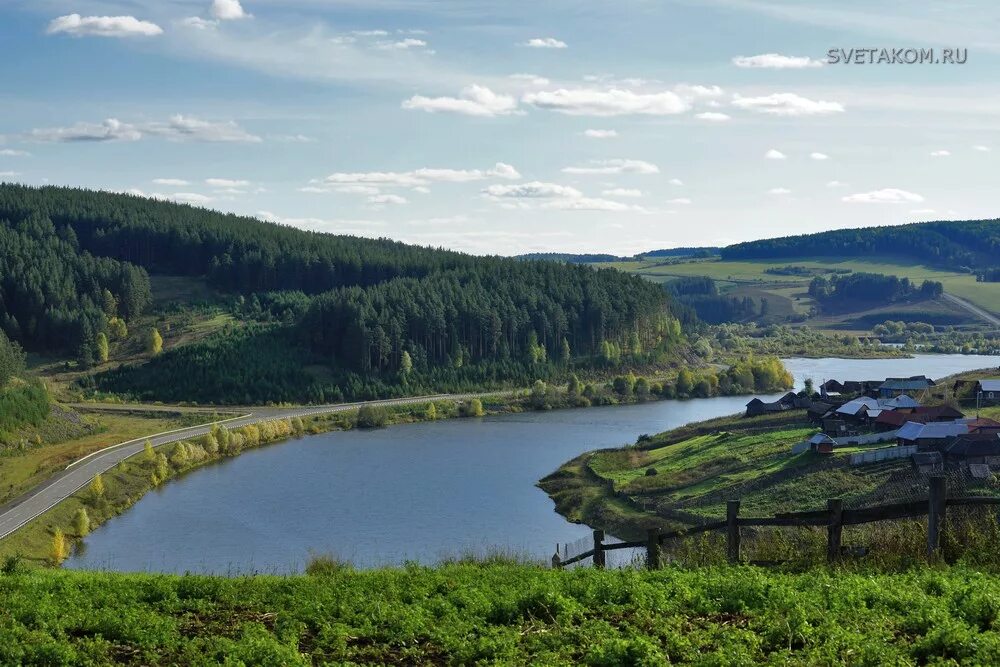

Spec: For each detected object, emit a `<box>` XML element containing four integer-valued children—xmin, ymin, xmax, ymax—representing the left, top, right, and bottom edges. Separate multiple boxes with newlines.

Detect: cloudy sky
<box><xmin>2</xmin><ymin>0</ymin><xmax>998</xmax><ymax>255</ymax></box>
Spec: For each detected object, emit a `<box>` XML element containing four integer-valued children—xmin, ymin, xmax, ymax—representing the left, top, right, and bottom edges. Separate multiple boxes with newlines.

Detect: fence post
<box><xmin>928</xmin><ymin>475</ymin><xmax>947</xmax><ymax>558</ymax></box>
<box><xmin>592</xmin><ymin>529</ymin><xmax>606</xmax><ymax>569</ymax></box>
<box><xmin>646</xmin><ymin>529</ymin><xmax>661</xmax><ymax>570</ymax></box>
<box><xmin>726</xmin><ymin>500</ymin><xmax>741</xmax><ymax>564</ymax></box>
<box><xmin>827</xmin><ymin>499</ymin><xmax>843</xmax><ymax>563</ymax></box>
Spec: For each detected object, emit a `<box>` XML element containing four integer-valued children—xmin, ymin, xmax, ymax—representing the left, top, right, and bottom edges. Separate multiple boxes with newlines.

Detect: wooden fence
<box><xmin>553</xmin><ymin>476</ymin><xmax>1000</xmax><ymax>570</ymax></box>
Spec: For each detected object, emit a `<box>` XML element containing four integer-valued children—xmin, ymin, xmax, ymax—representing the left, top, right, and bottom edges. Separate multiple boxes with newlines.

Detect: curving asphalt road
<box><xmin>0</xmin><ymin>392</ymin><xmax>503</xmax><ymax>541</ymax></box>
<box><xmin>941</xmin><ymin>292</ymin><xmax>1000</xmax><ymax>327</ymax></box>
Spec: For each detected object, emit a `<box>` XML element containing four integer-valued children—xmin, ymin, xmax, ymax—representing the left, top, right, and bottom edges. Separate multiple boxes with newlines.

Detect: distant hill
<box><xmin>515</xmin><ymin>252</ymin><xmax>630</xmax><ymax>263</ymax></box>
<box><xmin>641</xmin><ymin>247</ymin><xmax>720</xmax><ymax>259</ymax></box>
<box><xmin>516</xmin><ymin>247</ymin><xmax>721</xmax><ymax>264</ymax></box>
<box><xmin>722</xmin><ymin>220</ymin><xmax>1000</xmax><ymax>271</ymax></box>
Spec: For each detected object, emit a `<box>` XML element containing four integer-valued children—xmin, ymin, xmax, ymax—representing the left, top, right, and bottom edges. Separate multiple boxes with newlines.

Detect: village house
<box><xmin>877</xmin><ymin>376</ymin><xmax>935</xmax><ymax>398</ymax></box>
<box><xmin>973</xmin><ymin>380</ymin><xmax>1000</xmax><ymax>404</ymax></box>
<box><xmin>945</xmin><ymin>432</ymin><xmax>1000</xmax><ymax>465</ymax></box>
<box><xmin>744</xmin><ymin>392</ymin><xmax>809</xmax><ymax>418</ymax></box>
<box><xmin>896</xmin><ymin>421</ymin><xmax>970</xmax><ymax>451</ymax></box>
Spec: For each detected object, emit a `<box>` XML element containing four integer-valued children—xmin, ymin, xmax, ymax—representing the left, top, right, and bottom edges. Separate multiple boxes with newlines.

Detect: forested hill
<box><xmin>1</xmin><ymin>184</ymin><xmax>687</xmax><ymax>402</ymax></box>
<box><xmin>0</xmin><ymin>183</ymin><xmax>477</xmax><ymax>294</ymax></box>
<box><xmin>721</xmin><ymin>220</ymin><xmax>1000</xmax><ymax>269</ymax></box>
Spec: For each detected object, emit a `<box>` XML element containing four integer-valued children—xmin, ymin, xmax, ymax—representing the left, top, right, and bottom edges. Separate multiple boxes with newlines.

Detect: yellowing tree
<box><xmin>400</xmin><ymin>350</ymin><xmax>413</xmax><ymax>375</ymax></box>
<box><xmin>108</xmin><ymin>317</ymin><xmax>128</xmax><ymax>341</ymax></box>
<box><xmin>95</xmin><ymin>332</ymin><xmax>109</xmax><ymax>363</ymax></box>
<box><xmin>50</xmin><ymin>528</ymin><xmax>68</xmax><ymax>565</ymax></box>
<box><xmin>144</xmin><ymin>439</ymin><xmax>155</xmax><ymax>461</ymax></box>
<box><xmin>90</xmin><ymin>473</ymin><xmax>104</xmax><ymax>498</ymax></box>
<box><xmin>147</xmin><ymin>328</ymin><xmax>163</xmax><ymax>356</ymax></box>
<box><xmin>73</xmin><ymin>508</ymin><xmax>90</xmax><ymax>537</ymax></box>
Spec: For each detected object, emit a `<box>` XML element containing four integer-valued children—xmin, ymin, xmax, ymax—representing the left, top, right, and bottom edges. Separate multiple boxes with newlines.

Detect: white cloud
<box><xmin>826</xmin><ymin>180</ymin><xmax>848</xmax><ymax>188</ymax></box>
<box><xmin>47</xmin><ymin>14</ymin><xmax>162</xmax><ymax>38</ymax></box>
<box><xmin>765</xmin><ymin>149</ymin><xmax>787</xmax><ymax>160</ymax></box>
<box><xmin>562</xmin><ymin>159</ymin><xmax>659</xmax><ymax>175</ymax></box>
<box><xmin>842</xmin><ymin>188</ymin><xmax>924</xmax><ymax>204</ymax></box>
<box><xmin>732</xmin><ymin>53</ymin><xmax>823</xmax><ymax>69</ymax></box>
<box><xmin>810</xmin><ymin>152</ymin><xmax>830</xmax><ymax>160</ymax></box>
<box><xmin>523</xmin><ymin>37</ymin><xmax>567</xmax><ymax>49</ymax></box>
<box><xmin>211</xmin><ymin>0</ymin><xmax>250</xmax><ymax>21</ymax></box>
<box><xmin>668</xmin><ymin>178</ymin><xmax>684</xmax><ymax>186</ymax></box>
<box><xmin>522</xmin><ymin>88</ymin><xmax>689</xmax><ymax>116</ymax></box>
<box><xmin>180</xmin><ymin>17</ymin><xmax>217</xmax><ymax>30</ymax></box>
<box><xmin>403</xmin><ymin>85</ymin><xmax>519</xmax><ymax>117</ymax></box>
<box><xmin>153</xmin><ymin>178</ymin><xmax>190</xmax><ymax>186</ymax></box>
<box><xmin>26</xmin><ymin>115</ymin><xmax>260</xmax><ymax>143</ymax></box>
<box><xmin>375</xmin><ymin>38</ymin><xmax>428</xmax><ymax>50</ymax></box>
<box><xmin>368</xmin><ymin>193</ymin><xmax>408</xmax><ymax>206</ymax></box>
<box><xmin>695</xmin><ymin>112</ymin><xmax>731</xmax><ymax>121</ymax></box>
<box><xmin>666</xmin><ymin>197</ymin><xmax>692</xmax><ymax>204</ymax></box>
<box><xmin>509</xmin><ymin>73</ymin><xmax>550</xmax><ymax>86</ymax></box>
<box><xmin>930</xmin><ymin>149</ymin><xmax>951</xmax><ymax>157</ymax></box>
<box><xmin>488</xmin><ymin>162</ymin><xmax>522</xmax><ymax>179</ymax></box>
<box><xmin>584</xmin><ymin>129</ymin><xmax>618</xmax><ymax>139</ymax></box>
<box><xmin>973</xmin><ymin>145</ymin><xmax>991</xmax><ymax>152</ymax></box>
<box><xmin>206</xmin><ymin>177</ymin><xmax>250</xmax><ymax>188</ymax></box>
<box><xmin>732</xmin><ymin>93</ymin><xmax>845</xmax><ymax>116</ymax></box>
<box><xmin>0</xmin><ymin>171</ymin><xmax>21</xmax><ymax>179</ymax></box>
<box><xmin>910</xmin><ymin>208</ymin><xmax>937</xmax><ymax>214</ymax></box>
<box><xmin>320</xmin><ymin>163</ymin><xmax>520</xmax><ymax>189</ymax></box>
<box><xmin>768</xmin><ymin>187</ymin><xmax>792</xmax><ymax>195</ymax></box>
<box><xmin>484</xmin><ymin>182</ymin><xmax>582</xmax><ymax>199</ymax></box>
<box><xmin>170</xmin><ymin>192</ymin><xmax>214</xmax><ymax>204</ymax></box>
<box><xmin>352</xmin><ymin>30</ymin><xmax>389</xmax><ymax>36</ymax></box>
<box><xmin>0</xmin><ymin>149</ymin><xmax>30</xmax><ymax>157</ymax></box>
<box><xmin>545</xmin><ymin>197</ymin><xmax>636</xmax><ymax>212</ymax></box>
<box><xmin>602</xmin><ymin>188</ymin><xmax>642</xmax><ymax>197</ymax></box>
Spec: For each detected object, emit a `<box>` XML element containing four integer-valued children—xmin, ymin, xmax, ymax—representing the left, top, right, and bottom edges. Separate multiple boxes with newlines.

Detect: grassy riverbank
<box><xmin>5</xmin><ymin>563</ymin><xmax>1000</xmax><ymax>664</ymax></box>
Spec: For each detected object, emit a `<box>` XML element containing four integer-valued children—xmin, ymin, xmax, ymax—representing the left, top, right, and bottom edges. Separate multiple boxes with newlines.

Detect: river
<box><xmin>66</xmin><ymin>354</ymin><xmax>997</xmax><ymax>573</ymax></box>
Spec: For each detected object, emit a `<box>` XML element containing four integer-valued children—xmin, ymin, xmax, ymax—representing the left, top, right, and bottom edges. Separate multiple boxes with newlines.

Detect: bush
<box><xmin>356</xmin><ymin>405</ymin><xmax>390</xmax><ymax>429</ymax></box>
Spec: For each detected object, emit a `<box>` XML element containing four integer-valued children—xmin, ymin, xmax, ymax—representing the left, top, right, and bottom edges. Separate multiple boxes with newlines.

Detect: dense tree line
<box><xmin>978</xmin><ymin>268</ymin><xmax>1000</xmax><ymax>283</ymax></box>
<box><xmin>808</xmin><ymin>272</ymin><xmax>943</xmax><ymax>308</ymax></box>
<box><xmin>0</xmin><ymin>212</ymin><xmax>150</xmax><ymax>357</ymax></box>
<box><xmin>722</xmin><ymin>220</ymin><xmax>1000</xmax><ymax>270</ymax></box>
<box><xmin>664</xmin><ymin>277</ymin><xmax>764</xmax><ymax>324</ymax></box>
<box><xmin>0</xmin><ymin>330</ymin><xmax>26</xmax><ymax>387</ymax></box>
<box><xmin>301</xmin><ymin>263</ymin><xmax>680</xmax><ymax>374</ymax></box>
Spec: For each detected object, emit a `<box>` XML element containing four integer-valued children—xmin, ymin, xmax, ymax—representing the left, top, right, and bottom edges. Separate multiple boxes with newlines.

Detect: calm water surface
<box><xmin>67</xmin><ymin>354</ymin><xmax>997</xmax><ymax>573</ymax></box>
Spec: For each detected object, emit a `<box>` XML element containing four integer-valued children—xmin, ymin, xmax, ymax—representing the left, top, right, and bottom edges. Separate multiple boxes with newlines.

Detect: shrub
<box><xmin>357</xmin><ymin>405</ymin><xmax>390</xmax><ymax>429</ymax></box>
<box><xmin>73</xmin><ymin>508</ymin><xmax>90</xmax><ymax>537</ymax></box>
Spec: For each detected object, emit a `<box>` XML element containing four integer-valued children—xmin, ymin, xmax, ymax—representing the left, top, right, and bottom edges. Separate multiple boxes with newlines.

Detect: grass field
<box><xmin>606</xmin><ymin>255</ymin><xmax>1000</xmax><ymax>319</ymax></box>
<box><xmin>6</xmin><ymin>564</ymin><xmax>1000</xmax><ymax>664</ymax></box>
<box><xmin>0</xmin><ymin>410</ymin><xmax>191</xmax><ymax>507</ymax></box>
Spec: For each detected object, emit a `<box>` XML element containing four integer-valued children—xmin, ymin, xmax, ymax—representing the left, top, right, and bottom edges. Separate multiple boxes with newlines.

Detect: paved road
<box><xmin>0</xmin><ymin>392</ymin><xmax>503</xmax><ymax>541</ymax></box>
<box><xmin>941</xmin><ymin>292</ymin><xmax>1000</xmax><ymax>327</ymax></box>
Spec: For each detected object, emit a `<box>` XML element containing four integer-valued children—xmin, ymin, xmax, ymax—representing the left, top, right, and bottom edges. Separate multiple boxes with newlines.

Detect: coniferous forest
<box><xmin>0</xmin><ymin>184</ymin><xmax>686</xmax><ymax>404</ymax></box>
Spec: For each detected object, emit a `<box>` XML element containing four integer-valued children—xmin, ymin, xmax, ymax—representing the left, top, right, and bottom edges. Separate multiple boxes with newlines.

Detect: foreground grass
<box><xmin>5</xmin><ymin>563</ymin><xmax>1000</xmax><ymax>664</ymax></box>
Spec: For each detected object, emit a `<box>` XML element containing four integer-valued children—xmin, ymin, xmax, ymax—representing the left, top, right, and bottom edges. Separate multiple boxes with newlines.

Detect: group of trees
<box><xmin>977</xmin><ymin>268</ymin><xmax>1000</xmax><ymax>283</ymax></box>
<box><xmin>0</xmin><ymin>184</ymin><xmax>695</xmax><ymax>403</ymax></box>
<box><xmin>664</xmin><ymin>277</ymin><xmax>767</xmax><ymax>324</ymax></box>
<box><xmin>722</xmin><ymin>220</ymin><xmax>1000</xmax><ymax>271</ymax></box>
<box><xmin>0</xmin><ymin>211</ymin><xmax>151</xmax><ymax>361</ymax></box>
<box><xmin>808</xmin><ymin>272</ymin><xmax>943</xmax><ymax>309</ymax></box>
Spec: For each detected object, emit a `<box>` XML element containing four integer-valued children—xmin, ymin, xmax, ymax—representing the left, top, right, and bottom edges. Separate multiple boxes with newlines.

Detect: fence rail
<box><xmin>552</xmin><ymin>475</ymin><xmax>995</xmax><ymax>570</ymax></box>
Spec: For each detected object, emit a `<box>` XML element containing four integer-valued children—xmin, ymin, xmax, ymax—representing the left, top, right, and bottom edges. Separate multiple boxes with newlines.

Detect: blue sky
<box><xmin>2</xmin><ymin>0</ymin><xmax>999</xmax><ymax>255</ymax></box>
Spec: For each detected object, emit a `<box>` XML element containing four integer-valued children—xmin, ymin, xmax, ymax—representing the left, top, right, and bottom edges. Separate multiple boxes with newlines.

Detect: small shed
<box><xmin>911</xmin><ymin>451</ymin><xmax>943</xmax><ymax>474</ymax></box>
<box><xmin>808</xmin><ymin>433</ymin><xmax>836</xmax><ymax>455</ymax></box>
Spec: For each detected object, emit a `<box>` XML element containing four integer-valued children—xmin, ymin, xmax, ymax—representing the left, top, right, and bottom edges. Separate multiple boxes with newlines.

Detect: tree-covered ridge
<box><xmin>808</xmin><ymin>272</ymin><xmax>943</xmax><ymax>309</ymax></box>
<box><xmin>0</xmin><ymin>183</ymin><xmax>480</xmax><ymax>295</ymax></box>
<box><xmin>0</xmin><ymin>212</ymin><xmax>150</xmax><ymax>356</ymax></box>
<box><xmin>303</xmin><ymin>264</ymin><xmax>679</xmax><ymax>374</ymax></box>
<box><xmin>722</xmin><ymin>220</ymin><xmax>1000</xmax><ymax>270</ymax></box>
